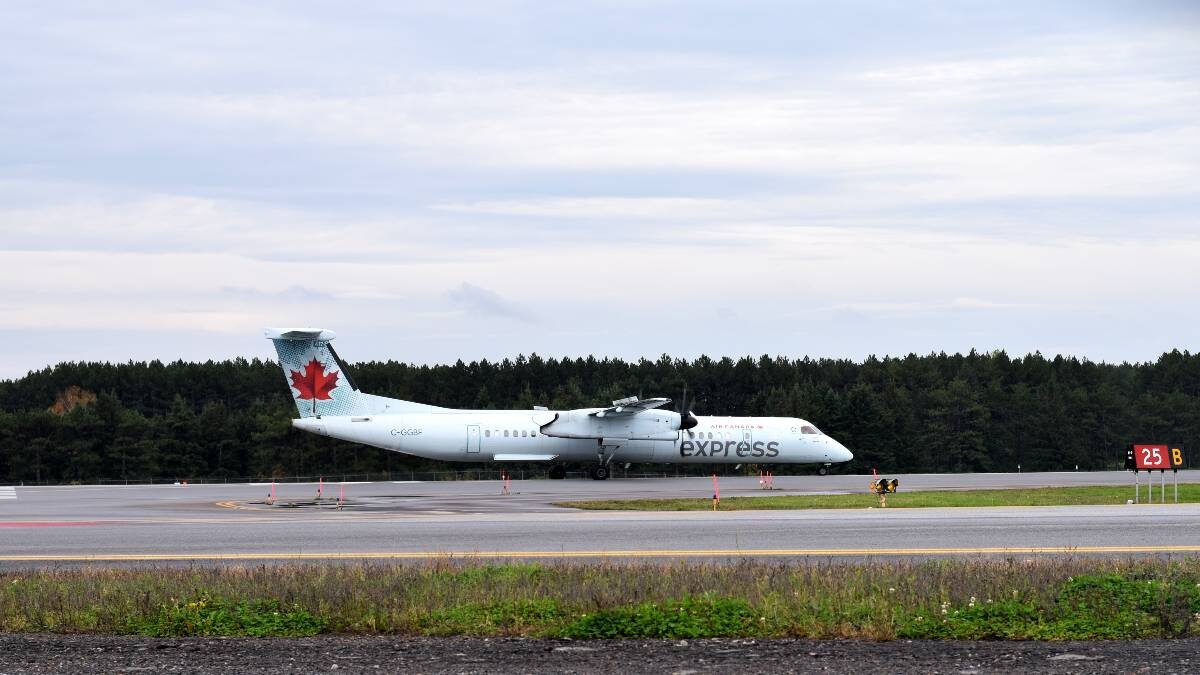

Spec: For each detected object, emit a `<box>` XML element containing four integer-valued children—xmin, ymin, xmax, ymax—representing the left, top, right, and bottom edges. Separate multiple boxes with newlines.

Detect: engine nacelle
<box><xmin>541</xmin><ymin>409</ymin><xmax>682</xmax><ymax>441</ymax></box>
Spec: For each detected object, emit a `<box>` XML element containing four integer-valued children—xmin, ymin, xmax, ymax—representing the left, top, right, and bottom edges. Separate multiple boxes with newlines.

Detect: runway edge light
<box><xmin>870</xmin><ymin>478</ymin><xmax>899</xmax><ymax>507</ymax></box>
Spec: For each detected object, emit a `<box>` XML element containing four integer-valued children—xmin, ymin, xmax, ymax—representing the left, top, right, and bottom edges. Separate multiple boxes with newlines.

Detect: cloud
<box><xmin>117</xmin><ymin>31</ymin><xmax>1199</xmax><ymax>209</ymax></box>
<box><xmin>830</xmin><ymin>297</ymin><xmax>1038</xmax><ymax>317</ymax></box>
<box><xmin>432</xmin><ymin>197</ymin><xmax>743</xmax><ymax>220</ymax></box>
<box><xmin>445</xmin><ymin>283</ymin><xmax>536</xmax><ymax>323</ymax></box>
<box><xmin>2</xmin><ymin>4</ymin><xmax>1200</xmax><ymax>375</ymax></box>
<box><xmin>218</xmin><ymin>285</ymin><xmax>339</xmax><ymax>303</ymax></box>
<box><xmin>0</xmin><ymin>191</ymin><xmax>492</xmax><ymax>263</ymax></box>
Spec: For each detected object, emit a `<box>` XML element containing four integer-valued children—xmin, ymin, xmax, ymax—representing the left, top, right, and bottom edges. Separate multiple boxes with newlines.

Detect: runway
<box><xmin>2</xmin><ymin>471</ymin><xmax>1198</xmax><ymax>566</ymax></box>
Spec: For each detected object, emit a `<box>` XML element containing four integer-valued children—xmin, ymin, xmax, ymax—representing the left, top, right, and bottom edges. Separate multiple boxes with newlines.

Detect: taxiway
<box><xmin>1</xmin><ymin>472</ymin><xmax>1197</xmax><ymax>566</ymax></box>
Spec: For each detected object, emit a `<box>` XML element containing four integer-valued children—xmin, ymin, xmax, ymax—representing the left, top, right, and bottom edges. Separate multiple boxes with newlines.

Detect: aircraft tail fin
<box><xmin>265</xmin><ymin>327</ymin><xmax>448</xmax><ymax>419</ymax></box>
<box><xmin>265</xmin><ymin>328</ymin><xmax>370</xmax><ymax>418</ymax></box>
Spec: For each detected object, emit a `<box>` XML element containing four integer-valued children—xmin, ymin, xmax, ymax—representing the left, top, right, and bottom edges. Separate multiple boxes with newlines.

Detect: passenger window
<box><xmin>708</xmin><ymin>432</ymin><xmax>713</xmax><ymax>440</ymax></box>
<box><xmin>504</xmin><ymin>430</ymin><xmax>509</xmax><ymax>437</ymax></box>
<box><xmin>801</xmin><ymin>425</ymin><xmax>818</xmax><ymax>435</ymax></box>
<box><xmin>521</xmin><ymin>430</ymin><xmax>527</xmax><ymax>437</ymax></box>
<box><xmin>485</xmin><ymin>430</ymin><xmax>491</xmax><ymax>437</ymax></box>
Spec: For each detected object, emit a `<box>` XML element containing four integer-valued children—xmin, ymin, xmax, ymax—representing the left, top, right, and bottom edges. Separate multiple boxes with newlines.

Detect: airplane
<box><xmin>266</xmin><ymin>327</ymin><xmax>854</xmax><ymax>479</ymax></box>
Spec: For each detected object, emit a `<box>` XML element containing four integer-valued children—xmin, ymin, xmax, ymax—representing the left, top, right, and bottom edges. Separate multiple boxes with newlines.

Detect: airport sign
<box><xmin>1127</xmin><ymin>444</ymin><xmax>1184</xmax><ymax>470</ymax></box>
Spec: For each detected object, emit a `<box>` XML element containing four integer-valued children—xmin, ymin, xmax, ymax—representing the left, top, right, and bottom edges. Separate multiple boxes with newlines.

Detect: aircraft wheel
<box><xmin>817</xmin><ymin>466</ymin><xmax>829</xmax><ymax>476</ymax></box>
<box><xmin>590</xmin><ymin>465</ymin><xmax>610</xmax><ymax>481</ymax></box>
<box><xmin>548</xmin><ymin>465</ymin><xmax>567</xmax><ymax>480</ymax></box>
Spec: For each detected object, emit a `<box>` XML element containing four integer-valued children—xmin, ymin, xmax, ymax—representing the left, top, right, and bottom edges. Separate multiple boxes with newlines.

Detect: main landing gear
<box><xmin>588</xmin><ymin>445</ymin><xmax>615</xmax><ymax>480</ymax></box>
<box><xmin>546</xmin><ymin>464</ymin><xmax>610</xmax><ymax>480</ymax></box>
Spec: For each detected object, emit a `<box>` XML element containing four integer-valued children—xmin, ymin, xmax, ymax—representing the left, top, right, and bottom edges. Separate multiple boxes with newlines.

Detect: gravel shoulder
<box><xmin>2</xmin><ymin>634</ymin><xmax>1197</xmax><ymax>674</ymax></box>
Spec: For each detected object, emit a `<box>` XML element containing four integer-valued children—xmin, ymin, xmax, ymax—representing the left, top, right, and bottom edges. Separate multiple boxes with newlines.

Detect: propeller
<box><xmin>676</xmin><ymin>383</ymin><xmax>699</xmax><ymax>430</ymax></box>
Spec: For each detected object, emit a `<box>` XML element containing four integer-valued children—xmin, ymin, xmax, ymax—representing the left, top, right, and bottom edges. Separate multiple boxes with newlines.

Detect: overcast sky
<box><xmin>2</xmin><ymin>1</ymin><xmax>1199</xmax><ymax>378</ymax></box>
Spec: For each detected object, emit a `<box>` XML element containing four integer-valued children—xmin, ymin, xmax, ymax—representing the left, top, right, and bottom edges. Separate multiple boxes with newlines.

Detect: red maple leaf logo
<box><xmin>289</xmin><ymin>358</ymin><xmax>339</xmax><ymax>400</ymax></box>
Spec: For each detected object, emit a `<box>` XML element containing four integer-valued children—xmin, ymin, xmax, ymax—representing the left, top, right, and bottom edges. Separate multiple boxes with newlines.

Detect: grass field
<box><xmin>3</xmin><ymin>558</ymin><xmax>1200</xmax><ymax>640</ymax></box>
<box><xmin>560</xmin><ymin>484</ymin><xmax>1200</xmax><ymax>511</ymax></box>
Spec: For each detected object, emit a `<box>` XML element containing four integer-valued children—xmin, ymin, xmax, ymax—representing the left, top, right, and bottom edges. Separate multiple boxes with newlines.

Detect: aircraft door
<box><xmin>467</xmin><ymin>425</ymin><xmax>480</xmax><ymax>453</ymax></box>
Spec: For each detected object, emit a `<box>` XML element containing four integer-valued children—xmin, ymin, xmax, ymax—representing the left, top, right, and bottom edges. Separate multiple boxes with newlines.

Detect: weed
<box><xmin>897</xmin><ymin>600</ymin><xmax>1044</xmax><ymax>639</ymax></box>
<box><xmin>422</xmin><ymin>599</ymin><xmax>566</xmax><ymax>635</ymax></box>
<box><xmin>560</xmin><ymin>596</ymin><xmax>757</xmax><ymax>639</ymax></box>
<box><xmin>896</xmin><ymin>573</ymin><xmax>1200</xmax><ymax>640</ymax></box>
<box><xmin>2</xmin><ymin>559</ymin><xmax>1200</xmax><ymax>640</ymax></box>
<box><xmin>133</xmin><ymin>597</ymin><xmax>327</xmax><ymax>637</ymax></box>
<box><xmin>1050</xmin><ymin>574</ymin><xmax>1200</xmax><ymax>638</ymax></box>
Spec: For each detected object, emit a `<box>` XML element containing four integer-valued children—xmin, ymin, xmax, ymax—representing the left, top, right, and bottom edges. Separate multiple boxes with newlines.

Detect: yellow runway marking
<box><xmin>3</xmin><ymin>545</ymin><xmax>1200</xmax><ymax>562</ymax></box>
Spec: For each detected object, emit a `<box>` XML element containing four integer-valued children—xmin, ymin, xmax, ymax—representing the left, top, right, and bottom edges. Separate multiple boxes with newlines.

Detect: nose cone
<box><xmin>830</xmin><ymin>438</ymin><xmax>854</xmax><ymax>463</ymax></box>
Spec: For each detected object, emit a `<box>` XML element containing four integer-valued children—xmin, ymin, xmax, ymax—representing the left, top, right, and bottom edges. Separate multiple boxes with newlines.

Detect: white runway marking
<box><xmin>0</xmin><ymin>487</ymin><xmax>16</xmax><ymax>500</ymax></box>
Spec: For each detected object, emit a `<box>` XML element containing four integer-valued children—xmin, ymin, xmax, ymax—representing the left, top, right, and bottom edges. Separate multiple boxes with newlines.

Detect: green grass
<box><xmin>132</xmin><ymin>597</ymin><xmax>327</xmax><ymax>637</ymax></box>
<box><xmin>561</xmin><ymin>484</ymin><xmax>1200</xmax><ymax>511</ymax></box>
<box><xmin>3</xmin><ymin>559</ymin><xmax>1200</xmax><ymax>640</ymax></box>
<box><xmin>560</xmin><ymin>596</ymin><xmax>758</xmax><ymax>639</ymax></box>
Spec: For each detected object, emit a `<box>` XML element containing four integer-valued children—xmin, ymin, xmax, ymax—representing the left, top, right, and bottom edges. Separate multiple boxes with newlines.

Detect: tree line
<box><xmin>0</xmin><ymin>349</ymin><xmax>1197</xmax><ymax>484</ymax></box>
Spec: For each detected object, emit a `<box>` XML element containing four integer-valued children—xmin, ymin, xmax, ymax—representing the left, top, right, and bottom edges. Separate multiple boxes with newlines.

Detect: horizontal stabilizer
<box><xmin>264</xmin><ymin>327</ymin><xmax>337</xmax><ymax>342</ymax></box>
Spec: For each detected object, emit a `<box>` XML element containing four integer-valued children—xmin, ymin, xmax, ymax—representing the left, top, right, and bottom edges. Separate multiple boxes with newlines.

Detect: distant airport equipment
<box><xmin>1125</xmin><ymin>444</ymin><xmax>1185</xmax><ymax>503</ymax></box>
<box><xmin>265</xmin><ymin>328</ymin><xmax>854</xmax><ymax>480</ymax></box>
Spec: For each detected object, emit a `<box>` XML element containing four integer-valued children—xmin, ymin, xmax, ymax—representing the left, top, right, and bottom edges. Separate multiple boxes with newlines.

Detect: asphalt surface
<box><xmin>3</xmin><ymin>634</ymin><xmax>1199</xmax><ymax>674</ymax></box>
<box><xmin>2</xmin><ymin>471</ymin><xmax>1199</xmax><ymax>566</ymax></box>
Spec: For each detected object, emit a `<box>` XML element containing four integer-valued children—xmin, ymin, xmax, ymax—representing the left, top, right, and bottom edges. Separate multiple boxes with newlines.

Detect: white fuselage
<box><xmin>266</xmin><ymin>327</ymin><xmax>856</xmax><ymax>473</ymax></box>
<box><xmin>293</xmin><ymin>411</ymin><xmax>853</xmax><ymax>465</ymax></box>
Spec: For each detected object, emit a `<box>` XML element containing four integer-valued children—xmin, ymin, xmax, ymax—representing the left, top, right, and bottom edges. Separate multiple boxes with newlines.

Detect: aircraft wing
<box><xmin>589</xmin><ymin>396</ymin><xmax>671</xmax><ymax>418</ymax></box>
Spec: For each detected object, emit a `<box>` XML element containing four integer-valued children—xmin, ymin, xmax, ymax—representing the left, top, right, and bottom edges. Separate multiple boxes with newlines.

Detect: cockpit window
<box><xmin>801</xmin><ymin>425</ymin><xmax>820</xmax><ymax>435</ymax></box>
